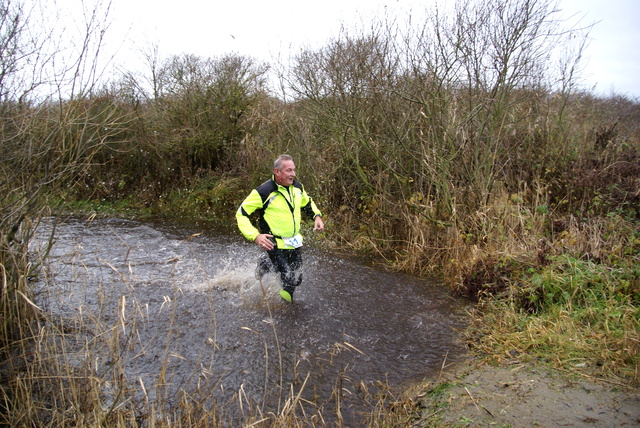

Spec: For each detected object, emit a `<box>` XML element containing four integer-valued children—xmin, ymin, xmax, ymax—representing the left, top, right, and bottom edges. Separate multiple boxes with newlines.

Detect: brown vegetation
<box><xmin>1</xmin><ymin>0</ymin><xmax>638</xmax><ymax>425</ymax></box>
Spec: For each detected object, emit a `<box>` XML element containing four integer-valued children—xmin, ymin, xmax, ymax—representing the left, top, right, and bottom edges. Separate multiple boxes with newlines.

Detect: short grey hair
<box><xmin>274</xmin><ymin>154</ymin><xmax>293</xmax><ymax>170</ymax></box>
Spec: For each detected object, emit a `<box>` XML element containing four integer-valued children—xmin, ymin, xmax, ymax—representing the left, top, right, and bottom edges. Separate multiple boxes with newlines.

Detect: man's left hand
<box><xmin>314</xmin><ymin>216</ymin><xmax>324</xmax><ymax>232</ymax></box>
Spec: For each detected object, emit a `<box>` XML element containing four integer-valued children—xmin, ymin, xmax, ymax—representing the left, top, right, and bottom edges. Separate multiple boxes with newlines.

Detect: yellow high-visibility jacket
<box><xmin>236</xmin><ymin>177</ymin><xmax>322</xmax><ymax>249</ymax></box>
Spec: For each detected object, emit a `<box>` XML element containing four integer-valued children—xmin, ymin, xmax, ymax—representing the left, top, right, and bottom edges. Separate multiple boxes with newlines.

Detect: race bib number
<box><xmin>282</xmin><ymin>234</ymin><xmax>303</xmax><ymax>248</ymax></box>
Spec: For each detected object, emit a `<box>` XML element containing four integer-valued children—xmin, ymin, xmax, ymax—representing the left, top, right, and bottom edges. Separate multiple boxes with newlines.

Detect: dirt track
<box><xmin>415</xmin><ymin>362</ymin><xmax>640</xmax><ymax>427</ymax></box>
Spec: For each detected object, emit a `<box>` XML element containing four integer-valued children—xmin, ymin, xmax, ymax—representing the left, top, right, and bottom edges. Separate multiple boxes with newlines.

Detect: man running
<box><xmin>236</xmin><ymin>154</ymin><xmax>324</xmax><ymax>302</ymax></box>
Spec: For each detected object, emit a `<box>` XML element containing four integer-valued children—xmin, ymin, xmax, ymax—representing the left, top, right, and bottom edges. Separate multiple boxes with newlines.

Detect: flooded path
<box><xmin>33</xmin><ymin>216</ymin><xmax>469</xmax><ymax>424</ymax></box>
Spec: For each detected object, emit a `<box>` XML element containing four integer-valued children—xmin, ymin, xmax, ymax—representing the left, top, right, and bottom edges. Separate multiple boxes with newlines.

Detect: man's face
<box><xmin>274</xmin><ymin>160</ymin><xmax>296</xmax><ymax>186</ymax></box>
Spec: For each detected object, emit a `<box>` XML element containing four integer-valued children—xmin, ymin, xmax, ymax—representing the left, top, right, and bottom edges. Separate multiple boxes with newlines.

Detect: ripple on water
<box><xmin>32</xmin><ymin>216</ymin><xmax>470</xmax><ymax>423</ymax></box>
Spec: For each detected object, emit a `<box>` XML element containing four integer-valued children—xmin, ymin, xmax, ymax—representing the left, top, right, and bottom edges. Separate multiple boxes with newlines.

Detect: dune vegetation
<box><xmin>1</xmin><ymin>0</ymin><xmax>638</xmax><ymax>425</ymax></box>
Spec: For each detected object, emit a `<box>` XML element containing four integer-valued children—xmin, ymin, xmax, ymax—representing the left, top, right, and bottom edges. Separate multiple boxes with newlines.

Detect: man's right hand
<box><xmin>255</xmin><ymin>234</ymin><xmax>275</xmax><ymax>251</ymax></box>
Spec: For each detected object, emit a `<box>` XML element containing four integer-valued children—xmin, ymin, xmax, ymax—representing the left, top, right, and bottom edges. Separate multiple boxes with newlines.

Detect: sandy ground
<box><xmin>413</xmin><ymin>361</ymin><xmax>640</xmax><ymax>427</ymax></box>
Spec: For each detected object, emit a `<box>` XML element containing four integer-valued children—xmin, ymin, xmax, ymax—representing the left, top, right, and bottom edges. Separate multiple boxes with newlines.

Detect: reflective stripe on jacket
<box><xmin>236</xmin><ymin>177</ymin><xmax>322</xmax><ymax>249</ymax></box>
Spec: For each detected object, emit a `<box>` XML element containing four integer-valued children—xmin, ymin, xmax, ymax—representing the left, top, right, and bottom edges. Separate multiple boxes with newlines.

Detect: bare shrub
<box><xmin>0</xmin><ymin>0</ymin><xmax>133</xmax><ymax>423</ymax></box>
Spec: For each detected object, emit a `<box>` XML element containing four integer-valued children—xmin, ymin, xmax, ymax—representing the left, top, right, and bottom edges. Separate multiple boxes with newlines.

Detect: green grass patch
<box><xmin>468</xmin><ymin>251</ymin><xmax>639</xmax><ymax>382</ymax></box>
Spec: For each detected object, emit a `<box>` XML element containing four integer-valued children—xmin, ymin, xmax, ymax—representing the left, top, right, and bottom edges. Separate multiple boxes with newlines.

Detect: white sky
<box><xmin>67</xmin><ymin>0</ymin><xmax>640</xmax><ymax>98</ymax></box>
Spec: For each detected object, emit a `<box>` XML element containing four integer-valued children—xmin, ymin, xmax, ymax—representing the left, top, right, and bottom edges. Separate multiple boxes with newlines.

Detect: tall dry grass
<box><xmin>2</xmin><ymin>0</ymin><xmax>639</xmax><ymax>423</ymax></box>
<box><xmin>2</xmin><ymin>225</ymin><xmax>376</xmax><ymax>426</ymax></box>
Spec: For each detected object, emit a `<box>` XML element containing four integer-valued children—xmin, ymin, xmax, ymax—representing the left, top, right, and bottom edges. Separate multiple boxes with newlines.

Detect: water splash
<box><xmin>32</xmin><ymin>216</ymin><xmax>469</xmax><ymax>424</ymax></box>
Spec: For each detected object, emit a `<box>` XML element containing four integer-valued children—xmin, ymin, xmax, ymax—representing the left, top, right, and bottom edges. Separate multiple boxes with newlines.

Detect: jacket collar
<box><xmin>272</xmin><ymin>176</ymin><xmax>290</xmax><ymax>189</ymax></box>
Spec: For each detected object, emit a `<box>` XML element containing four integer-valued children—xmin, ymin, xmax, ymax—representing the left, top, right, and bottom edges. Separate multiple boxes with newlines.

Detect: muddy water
<box><xmin>34</xmin><ymin>216</ymin><xmax>469</xmax><ymax>424</ymax></box>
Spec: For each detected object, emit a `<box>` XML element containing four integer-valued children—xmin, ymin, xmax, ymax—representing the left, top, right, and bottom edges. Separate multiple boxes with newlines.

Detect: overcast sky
<box><xmin>71</xmin><ymin>0</ymin><xmax>640</xmax><ymax>98</ymax></box>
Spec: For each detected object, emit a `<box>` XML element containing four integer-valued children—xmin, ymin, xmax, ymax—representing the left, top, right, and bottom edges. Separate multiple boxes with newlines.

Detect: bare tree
<box><xmin>1</xmin><ymin>0</ymin><xmax>123</xmax><ymax>352</ymax></box>
<box><xmin>285</xmin><ymin>0</ymin><xmax>589</xmax><ymax>258</ymax></box>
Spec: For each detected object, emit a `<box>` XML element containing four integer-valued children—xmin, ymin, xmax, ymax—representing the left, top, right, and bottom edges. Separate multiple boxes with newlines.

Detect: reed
<box><xmin>3</xmin><ymin>0</ymin><xmax>639</xmax><ymax>423</ymax></box>
<box><xmin>1</xmin><ymin>222</ymin><xmax>379</xmax><ymax>426</ymax></box>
